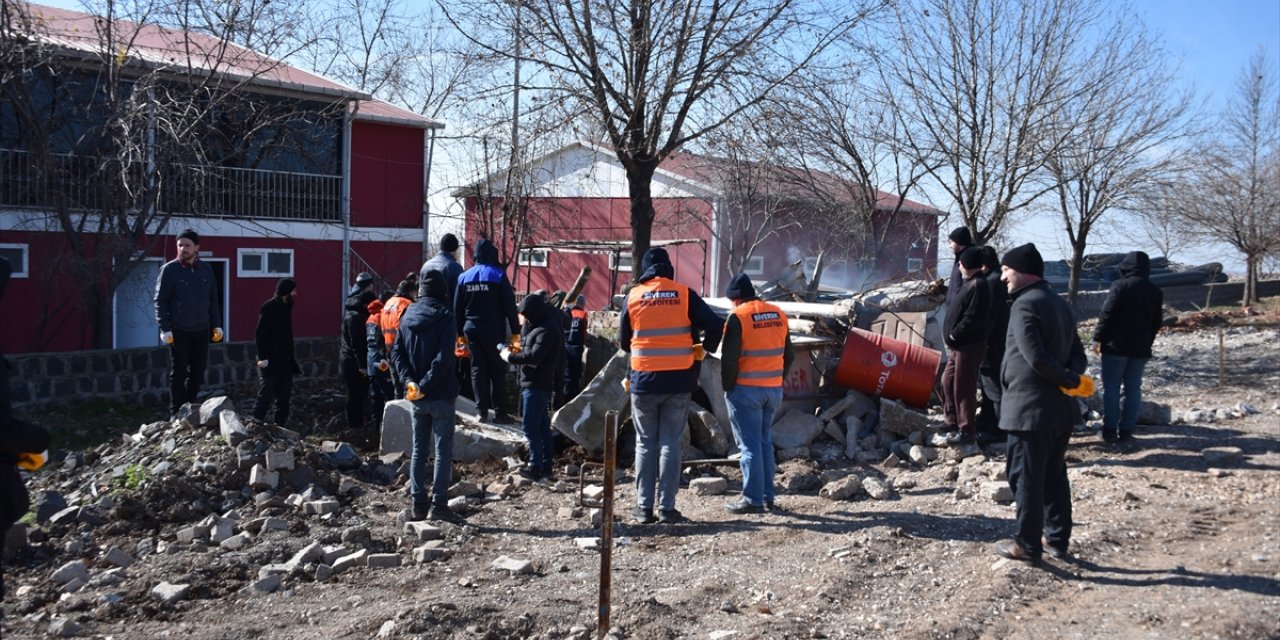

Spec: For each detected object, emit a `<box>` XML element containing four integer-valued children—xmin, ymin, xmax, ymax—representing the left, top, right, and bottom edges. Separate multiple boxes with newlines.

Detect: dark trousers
<box><xmin>253</xmin><ymin>372</ymin><xmax>294</xmax><ymax>426</ymax></box>
<box><xmin>369</xmin><ymin>373</ymin><xmax>394</xmax><ymax>430</ymax></box>
<box><xmin>564</xmin><ymin>345</ymin><xmax>585</xmax><ymax>402</ymax></box>
<box><xmin>467</xmin><ymin>335</ymin><xmax>509</xmax><ymax>418</ymax></box>
<box><xmin>978</xmin><ymin>364</ymin><xmax>1003</xmax><ymax>433</ymax></box>
<box><xmin>1006</xmin><ymin>427</ymin><xmax>1073</xmax><ymax>555</ymax></box>
<box><xmin>941</xmin><ymin>342</ymin><xmax>985</xmax><ymax>437</ymax></box>
<box><xmin>341</xmin><ymin>359</ymin><xmax>368</xmax><ymax>429</ymax></box>
<box><xmin>521</xmin><ymin>388</ymin><xmax>554</xmax><ymax>472</ymax></box>
<box><xmin>168</xmin><ymin>329</ymin><xmax>210</xmax><ymax>414</ymax></box>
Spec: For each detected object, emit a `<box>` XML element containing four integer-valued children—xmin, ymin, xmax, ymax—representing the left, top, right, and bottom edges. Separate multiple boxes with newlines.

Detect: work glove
<box><xmin>211</xmin><ymin>327</ymin><xmax>224</xmax><ymax>343</ymax></box>
<box><xmin>693</xmin><ymin>344</ymin><xmax>706</xmax><ymax>361</ymax></box>
<box><xmin>499</xmin><ymin>347</ymin><xmax>513</xmax><ymax>363</ymax></box>
<box><xmin>405</xmin><ymin>381</ymin><xmax>423</xmax><ymax>401</ymax></box>
<box><xmin>377</xmin><ymin>359</ymin><xmax>390</xmax><ymax>372</ymax></box>
<box><xmin>509</xmin><ymin>334</ymin><xmax>522</xmax><ymax>354</ymax></box>
<box><xmin>454</xmin><ymin>336</ymin><xmax>470</xmax><ymax>358</ymax></box>
<box><xmin>621</xmin><ymin>378</ymin><xmax>631</xmax><ymax>393</ymax></box>
<box><xmin>17</xmin><ymin>450</ymin><xmax>47</xmax><ymax>471</ymax></box>
<box><xmin>257</xmin><ymin>359</ymin><xmax>269</xmax><ymax>369</ymax></box>
<box><xmin>1060</xmin><ymin>374</ymin><xmax>1096</xmax><ymax>398</ymax></box>
<box><xmin>160</xmin><ymin>331</ymin><xmax>174</xmax><ymax>345</ymax></box>
<box><xmin>1091</xmin><ymin>342</ymin><xmax>1101</xmax><ymax>355</ymax></box>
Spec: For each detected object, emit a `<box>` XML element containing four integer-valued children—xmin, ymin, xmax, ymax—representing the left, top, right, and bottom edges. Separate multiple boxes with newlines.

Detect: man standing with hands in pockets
<box><xmin>154</xmin><ymin>229</ymin><xmax>222</xmax><ymax>418</ymax></box>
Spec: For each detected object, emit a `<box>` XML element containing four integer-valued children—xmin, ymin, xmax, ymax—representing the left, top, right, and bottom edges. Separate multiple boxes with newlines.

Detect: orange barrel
<box><xmin>833</xmin><ymin>328</ymin><xmax>941</xmax><ymax>408</ymax></box>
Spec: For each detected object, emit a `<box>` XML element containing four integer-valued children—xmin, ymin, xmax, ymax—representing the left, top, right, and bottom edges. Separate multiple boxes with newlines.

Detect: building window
<box><xmin>610</xmin><ymin>252</ymin><xmax>633</xmax><ymax>272</ymax></box>
<box><xmin>518</xmin><ymin>248</ymin><xmax>548</xmax><ymax>268</ymax></box>
<box><xmin>238</xmin><ymin>248</ymin><xmax>293</xmax><ymax>277</ymax></box>
<box><xmin>907</xmin><ymin>258</ymin><xmax>923</xmax><ymax>273</ymax></box>
<box><xmin>742</xmin><ymin>255</ymin><xmax>765</xmax><ymax>276</ymax></box>
<box><xmin>0</xmin><ymin>244</ymin><xmax>28</xmax><ymax>277</ymax></box>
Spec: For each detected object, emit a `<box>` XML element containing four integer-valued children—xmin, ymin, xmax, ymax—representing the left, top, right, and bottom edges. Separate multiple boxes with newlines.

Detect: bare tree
<box><xmin>440</xmin><ymin>0</ymin><xmax>887</xmax><ymax>275</ymax></box>
<box><xmin>1042</xmin><ymin>11</ymin><xmax>1195</xmax><ymax>301</ymax></box>
<box><xmin>1170</xmin><ymin>49</ymin><xmax>1280</xmax><ymax>306</ymax></box>
<box><xmin>884</xmin><ymin>0</ymin><xmax>1117</xmax><ymax>245</ymax></box>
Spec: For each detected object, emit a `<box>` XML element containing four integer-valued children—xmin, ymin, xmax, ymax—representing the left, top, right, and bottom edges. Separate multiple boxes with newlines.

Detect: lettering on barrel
<box><xmin>873</xmin><ymin>350</ymin><xmax>899</xmax><ymax>396</ymax></box>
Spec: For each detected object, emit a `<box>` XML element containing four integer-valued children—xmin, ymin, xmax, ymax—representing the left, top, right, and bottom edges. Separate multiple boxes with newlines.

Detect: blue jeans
<box><xmin>521</xmin><ymin>388</ymin><xmax>554</xmax><ymax>472</ymax></box>
<box><xmin>631</xmin><ymin>392</ymin><xmax>691</xmax><ymax>512</ymax></box>
<box><xmin>410</xmin><ymin>398</ymin><xmax>456</xmax><ymax>509</ymax></box>
<box><xmin>1101</xmin><ymin>354</ymin><xmax>1148</xmax><ymax>435</ymax></box>
<box><xmin>725</xmin><ymin>385</ymin><xmax>782</xmax><ymax>505</ymax></box>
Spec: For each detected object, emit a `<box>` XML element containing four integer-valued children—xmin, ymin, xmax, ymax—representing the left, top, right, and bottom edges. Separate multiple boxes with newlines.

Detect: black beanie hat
<box><xmin>177</xmin><ymin>228</ymin><xmax>200</xmax><ymax>244</ymax></box>
<box><xmin>978</xmin><ymin>245</ymin><xmax>1000</xmax><ymax>271</ymax></box>
<box><xmin>275</xmin><ymin>278</ymin><xmax>296</xmax><ymax>297</ymax></box>
<box><xmin>725</xmin><ymin>272</ymin><xmax>757</xmax><ymax>300</ymax></box>
<box><xmin>958</xmin><ymin>247</ymin><xmax>984</xmax><ymax>270</ymax></box>
<box><xmin>420</xmin><ymin>268</ymin><xmax>448</xmax><ymax>301</ymax></box>
<box><xmin>440</xmin><ymin>233</ymin><xmax>459</xmax><ymax>252</ymax></box>
<box><xmin>948</xmin><ymin>226</ymin><xmax>973</xmax><ymax>247</ymax></box>
<box><xmin>641</xmin><ymin>247</ymin><xmax>671</xmax><ymax>272</ymax></box>
<box><xmin>1001</xmin><ymin>243</ymin><xmax>1045</xmax><ymax>278</ymax></box>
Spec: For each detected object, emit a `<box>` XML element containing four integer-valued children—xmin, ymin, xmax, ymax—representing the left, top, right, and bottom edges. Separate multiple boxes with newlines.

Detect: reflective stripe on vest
<box><xmin>627</xmin><ymin>278</ymin><xmax>694</xmax><ymax>372</ymax></box>
<box><xmin>733</xmin><ymin>299</ymin><xmax>788</xmax><ymax>387</ymax></box>
<box><xmin>381</xmin><ymin>296</ymin><xmax>412</xmax><ymax>348</ymax></box>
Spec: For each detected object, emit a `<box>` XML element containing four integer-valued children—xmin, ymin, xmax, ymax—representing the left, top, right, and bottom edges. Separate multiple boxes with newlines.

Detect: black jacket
<box><xmin>254</xmin><ymin>295</ymin><xmax>300</xmax><ymax>376</ymax></box>
<box><xmin>508</xmin><ymin>295</ymin><xmax>564</xmax><ymax>392</ymax></box>
<box><xmin>340</xmin><ymin>291</ymin><xmax>374</xmax><ymax>368</ymax></box>
<box><xmin>154</xmin><ymin>258</ymin><xmax>221</xmax><ymax>333</ymax></box>
<box><xmin>1</xmin><ymin>257</ymin><xmax>52</xmax><ymax>529</ymax></box>
<box><xmin>455</xmin><ymin>239</ymin><xmax>520</xmax><ymax>343</ymax></box>
<box><xmin>983</xmin><ymin>269</ymin><xmax>1011</xmax><ymax>370</ymax></box>
<box><xmin>1094</xmin><ymin>252</ymin><xmax>1164</xmax><ymax>358</ymax></box>
<box><xmin>420</xmin><ymin>251</ymin><xmax>465</xmax><ymax>305</ymax></box>
<box><xmin>945</xmin><ymin>245</ymin><xmax>972</xmax><ymax>307</ymax></box>
<box><xmin>391</xmin><ymin>295</ymin><xmax>460</xmax><ymax>401</ymax></box>
<box><xmin>944</xmin><ymin>272</ymin><xmax>991</xmax><ymax>348</ymax></box>
<box><xmin>999</xmin><ymin>280</ymin><xmax>1087</xmax><ymax>432</ymax></box>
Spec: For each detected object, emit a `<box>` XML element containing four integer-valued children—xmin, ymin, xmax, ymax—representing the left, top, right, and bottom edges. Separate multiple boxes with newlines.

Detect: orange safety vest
<box><xmin>380</xmin><ymin>295</ymin><xmax>413</xmax><ymax>349</ymax></box>
<box><xmin>627</xmin><ymin>278</ymin><xmax>694</xmax><ymax>372</ymax></box>
<box><xmin>732</xmin><ymin>299</ymin><xmax>788</xmax><ymax>387</ymax></box>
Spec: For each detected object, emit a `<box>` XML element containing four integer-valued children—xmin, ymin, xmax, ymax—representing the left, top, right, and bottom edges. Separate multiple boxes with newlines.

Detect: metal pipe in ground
<box><xmin>597</xmin><ymin>411</ymin><xmax>617</xmax><ymax>639</ymax></box>
<box><xmin>1219</xmin><ymin>327</ymin><xmax>1225</xmax><ymax>387</ymax></box>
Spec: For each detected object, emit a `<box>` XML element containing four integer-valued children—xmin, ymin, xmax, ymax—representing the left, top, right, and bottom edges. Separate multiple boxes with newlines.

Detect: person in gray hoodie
<box><xmin>1093</xmin><ymin>251</ymin><xmax>1163</xmax><ymax>443</ymax></box>
<box><xmin>392</xmin><ymin>269</ymin><xmax>463</xmax><ymax>523</ymax></box>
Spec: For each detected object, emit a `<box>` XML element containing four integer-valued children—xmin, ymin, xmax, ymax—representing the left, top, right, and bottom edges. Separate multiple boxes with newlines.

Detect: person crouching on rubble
<box><xmin>720</xmin><ymin>273</ymin><xmax>793</xmax><ymax>515</ymax></box>
<box><xmin>620</xmin><ymin>248</ymin><xmax>723</xmax><ymax>525</ymax></box>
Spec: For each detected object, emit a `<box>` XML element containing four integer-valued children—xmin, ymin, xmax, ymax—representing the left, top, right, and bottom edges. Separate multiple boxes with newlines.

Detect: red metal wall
<box><xmin>350</xmin><ymin>121</ymin><xmax>424</xmax><ymax>228</ymax></box>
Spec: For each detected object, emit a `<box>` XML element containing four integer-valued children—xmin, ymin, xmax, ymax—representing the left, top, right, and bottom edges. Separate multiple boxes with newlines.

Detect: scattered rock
<box><xmin>689</xmin><ymin>477</ymin><xmax>728</xmax><ymax>496</ymax></box>
<box><xmin>490</xmin><ymin>555</ymin><xmax>534</xmax><ymax>574</ymax></box>
<box><xmin>152</xmin><ymin>581</ymin><xmax>191</xmax><ymax>604</ymax></box>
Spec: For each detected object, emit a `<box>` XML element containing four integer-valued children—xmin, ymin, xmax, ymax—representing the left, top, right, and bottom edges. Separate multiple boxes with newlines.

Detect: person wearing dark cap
<box><xmin>620</xmin><ymin>247</ymin><xmax>723</xmax><ymax>524</ymax></box>
<box><xmin>1093</xmin><ymin>251</ymin><xmax>1163</xmax><ymax>444</ymax></box>
<box><xmin>995</xmin><ymin>243</ymin><xmax>1092</xmax><ymax>565</ymax></box>
<box><xmin>349</xmin><ymin>271</ymin><xmax>375</xmax><ymax>297</ymax></box>
<box><xmin>940</xmin><ymin>247</ymin><xmax>992</xmax><ymax>446</ymax></box>
<box><xmin>502</xmin><ymin>293</ymin><xmax>564</xmax><ymax>480</ymax></box>
<box><xmin>392</xmin><ymin>268</ymin><xmax>464</xmax><ymax>524</ymax></box>
<box><xmin>946</xmin><ymin>226</ymin><xmax>975</xmax><ymax>308</ymax></box>
<box><xmin>720</xmin><ymin>273</ymin><xmax>794</xmax><ymax>515</ymax></box>
<box><xmin>341</xmin><ymin>287</ymin><xmax>378</xmax><ymax>429</ymax></box>
<box><xmin>976</xmin><ymin>245</ymin><xmax>1010</xmax><ymax>444</ymax></box>
<box><xmin>420</xmin><ymin>233</ymin><xmax>464</xmax><ymax>305</ymax></box>
<box><xmin>154</xmin><ymin>229</ymin><xmax>223</xmax><ymax>417</ymax></box>
<box><xmin>563</xmin><ymin>294</ymin><xmax>590</xmax><ymax>401</ymax></box>
<box><xmin>252</xmin><ymin>278</ymin><xmax>300</xmax><ymax>426</ymax></box>
<box><xmin>455</xmin><ymin>238</ymin><xmax>521</xmax><ymax>424</ymax></box>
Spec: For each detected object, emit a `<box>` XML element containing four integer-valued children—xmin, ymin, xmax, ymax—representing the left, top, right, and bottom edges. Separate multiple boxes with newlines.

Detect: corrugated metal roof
<box><xmin>350</xmin><ymin>99</ymin><xmax>443</xmax><ymax>130</ymax></box>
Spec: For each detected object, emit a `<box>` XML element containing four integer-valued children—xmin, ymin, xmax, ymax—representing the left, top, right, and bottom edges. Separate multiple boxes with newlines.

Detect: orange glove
<box><xmin>454</xmin><ymin>337</ymin><xmax>470</xmax><ymax>358</ymax></box>
<box><xmin>17</xmin><ymin>451</ymin><xmax>46</xmax><ymax>471</ymax></box>
<box><xmin>160</xmin><ymin>331</ymin><xmax>174</xmax><ymax>345</ymax></box>
<box><xmin>622</xmin><ymin>378</ymin><xmax>631</xmax><ymax>393</ymax></box>
<box><xmin>509</xmin><ymin>334</ymin><xmax>522</xmax><ymax>354</ymax></box>
<box><xmin>693</xmin><ymin>344</ymin><xmax>706</xmax><ymax>361</ymax></box>
<box><xmin>1060</xmin><ymin>374</ymin><xmax>1096</xmax><ymax>398</ymax></box>
<box><xmin>377</xmin><ymin>359</ymin><xmax>390</xmax><ymax>372</ymax></box>
<box><xmin>405</xmin><ymin>382</ymin><xmax>423</xmax><ymax>401</ymax></box>
<box><xmin>211</xmin><ymin>327</ymin><xmax>224</xmax><ymax>343</ymax></box>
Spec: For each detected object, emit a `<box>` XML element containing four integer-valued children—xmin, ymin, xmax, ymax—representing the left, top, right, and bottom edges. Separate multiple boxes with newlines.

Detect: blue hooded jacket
<box><xmin>454</xmin><ymin>239</ymin><xmax>520</xmax><ymax>343</ymax></box>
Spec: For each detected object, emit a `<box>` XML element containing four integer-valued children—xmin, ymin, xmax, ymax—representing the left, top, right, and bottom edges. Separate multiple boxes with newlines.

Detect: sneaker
<box><xmin>725</xmin><ymin>497</ymin><xmax>763</xmax><ymax>515</ymax></box>
<box><xmin>492</xmin><ymin>413</ymin><xmax>514</xmax><ymax>425</ymax></box>
<box><xmin>517</xmin><ymin>466</ymin><xmax>541</xmax><ymax>480</ymax></box>
<box><xmin>630</xmin><ymin>507</ymin><xmax>657</xmax><ymax>525</ymax></box>
<box><xmin>1042</xmin><ymin>536</ymin><xmax>1069</xmax><ymax>560</ymax></box>
<box><xmin>1101</xmin><ymin>430</ymin><xmax>1119</xmax><ymax>443</ymax></box>
<box><xmin>657</xmin><ymin>509</ymin><xmax>686</xmax><ymax>524</ymax></box>
<box><xmin>427</xmin><ymin>504</ymin><xmax>466</xmax><ymax>524</ymax></box>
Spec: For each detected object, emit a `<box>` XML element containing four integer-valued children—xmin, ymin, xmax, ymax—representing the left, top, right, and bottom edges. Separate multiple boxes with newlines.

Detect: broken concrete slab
<box><xmin>199</xmin><ymin>396</ymin><xmax>236</xmax><ymax>428</ymax></box>
<box><xmin>551</xmin><ymin>350</ymin><xmax>629</xmax><ymax>453</ymax></box>
<box><xmin>772</xmin><ymin>410</ymin><xmax>824</xmax><ymax>450</ymax></box>
<box><xmin>878</xmin><ymin>399</ymin><xmax>941</xmax><ymax>437</ymax></box>
<box><xmin>689</xmin><ymin>477</ymin><xmax>728</xmax><ymax>496</ymax></box>
<box><xmin>695</xmin><ymin>355</ymin><xmax>732</xmax><ymax>430</ymax></box>
<box><xmin>379</xmin><ymin>399</ymin><xmax>415</xmax><ymax>457</ymax></box>
<box><xmin>689</xmin><ymin>410</ymin><xmax>731</xmax><ymax>457</ymax></box>
<box><xmin>152</xmin><ymin>581</ymin><xmax>190</xmax><ymax>604</ymax></box>
<box><xmin>453</xmin><ymin>424</ymin><xmax>525</xmax><ymax>462</ymax></box>
<box><xmin>490</xmin><ymin>555</ymin><xmax>534</xmax><ymax>574</ymax></box>
<box><xmin>219</xmin><ymin>411</ymin><xmax>249</xmax><ymax>447</ymax></box>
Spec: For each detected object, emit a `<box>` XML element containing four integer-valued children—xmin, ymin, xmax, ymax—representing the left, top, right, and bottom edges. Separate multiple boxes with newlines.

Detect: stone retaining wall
<box><xmin>7</xmin><ymin>337</ymin><xmax>341</xmax><ymax>408</ymax></box>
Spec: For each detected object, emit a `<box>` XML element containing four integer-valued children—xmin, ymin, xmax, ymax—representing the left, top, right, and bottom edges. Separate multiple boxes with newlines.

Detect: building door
<box><xmin>113</xmin><ymin>258</ymin><xmax>163</xmax><ymax>348</ymax></box>
<box><xmin>207</xmin><ymin>258</ymin><xmax>229</xmax><ymax>340</ymax></box>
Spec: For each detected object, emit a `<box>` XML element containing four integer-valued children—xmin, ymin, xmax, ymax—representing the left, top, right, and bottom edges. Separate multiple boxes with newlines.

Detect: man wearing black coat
<box><xmin>504</xmin><ymin>294</ymin><xmax>564</xmax><ymax>480</ymax></box>
<box><xmin>941</xmin><ymin>247</ymin><xmax>991</xmax><ymax>446</ymax></box>
<box><xmin>340</xmin><ymin>288</ymin><xmax>378</xmax><ymax>429</ymax></box>
<box><xmin>995</xmin><ymin>243</ymin><xmax>1091</xmax><ymax>565</ymax></box>
<box><xmin>977</xmin><ymin>246</ymin><xmax>1010</xmax><ymax>442</ymax></box>
<box><xmin>945</xmin><ymin>226</ymin><xmax>975</xmax><ymax>308</ymax></box>
<box><xmin>1093</xmin><ymin>251</ymin><xmax>1164</xmax><ymax>443</ymax></box>
<box><xmin>455</xmin><ymin>239</ymin><xmax>520</xmax><ymax>424</ymax></box>
<box><xmin>253</xmin><ymin>278</ymin><xmax>300</xmax><ymax>426</ymax></box>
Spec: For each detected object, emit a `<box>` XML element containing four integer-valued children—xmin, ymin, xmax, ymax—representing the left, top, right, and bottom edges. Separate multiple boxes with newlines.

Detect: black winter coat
<box><xmin>340</xmin><ymin>293</ymin><xmax>373</xmax><ymax>368</ymax></box>
<box><xmin>1</xmin><ymin>258</ymin><xmax>52</xmax><ymax>529</ymax></box>
<box><xmin>254</xmin><ymin>296</ymin><xmax>300</xmax><ymax>376</ymax></box>
<box><xmin>944</xmin><ymin>272</ymin><xmax>991</xmax><ymax>348</ymax></box>
<box><xmin>508</xmin><ymin>295</ymin><xmax>564</xmax><ymax>392</ymax></box>
<box><xmin>392</xmin><ymin>296</ymin><xmax>460</xmax><ymax>401</ymax></box>
<box><xmin>983</xmin><ymin>269</ymin><xmax>1011</xmax><ymax>370</ymax></box>
<box><xmin>1094</xmin><ymin>252</ymin><xmax>1163</xmax><ymax>358</ymax></box>
<box><xmin>999</xmin><ymin>280</ymin><xmax>1087</xmax><ymax>432</ymax></box>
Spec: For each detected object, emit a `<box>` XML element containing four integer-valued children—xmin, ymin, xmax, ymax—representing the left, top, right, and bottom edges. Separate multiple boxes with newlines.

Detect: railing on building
<box><xmin>0</xmin><ymin>148</ymin><xmax>341</xmax><ymax>222</ymax></box>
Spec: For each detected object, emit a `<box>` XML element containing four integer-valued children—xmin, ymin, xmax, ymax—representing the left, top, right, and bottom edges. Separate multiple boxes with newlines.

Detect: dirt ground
<box><xmin>3</xmin><ymin>319</ymin><xmax>1278</xmax><ymax>640</ymax></box>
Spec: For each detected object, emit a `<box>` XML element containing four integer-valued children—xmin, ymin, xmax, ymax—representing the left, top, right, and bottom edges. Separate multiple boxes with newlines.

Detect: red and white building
<box><xmin>457</xmin><ymin>142</ymin><xmax>941</xmax><ymax>309</ymax></box>
<box><xmin>0</xmin><ymin>3</ymin><xmax>442</xmax><ymax>354</ymax></box>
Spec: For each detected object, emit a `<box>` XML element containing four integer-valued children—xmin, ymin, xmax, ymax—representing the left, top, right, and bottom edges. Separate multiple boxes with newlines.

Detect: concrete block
<box><xmin>772</xmin><ymin>410</ymin><xmax>824</xmax><ymax>449</ymax></box>
<box><xmin>219</xmin><ymin>410</ymin><xmax>249</xmax><ymax>447</ymax></box>
<box><xmin>249</xmin><ymin>464</ymin><xmax>279</xmax><ymax>491</ymax></box>
<box><xmin>265</xmin><ymin>449</ymin><xmax>296</xmax><ymax>472</ymax></box>
<box><xmin>404</xmin><ymin>521</ymin><xmax>443</xmax><ymax>541</ymax></box>
<box><xmin>366</xmin><ymin>553</ymin><xmax>402</xmax><ymax>569</ymax></box>
<box><xmin>102</xmin><ymin>547</ymin><xmax>134</xmax><ymax>568</ymax></box>
<box><xmin>199</xmin><ymin>396</ymin><xmax>235</xmax><ymax>428</ymax></box>
<box><xmin>331</xmin><ymin>549</ymin><xmax>369</xmax><ymax>574</ymax></box>
<box><xmin>152</xmin><ymin>581</ymin><xmax>190</xmax><ymax>604</ymax></box>
<box><xmin>250</xmin><ymin>574</ymin><xmax>281</xmax><ymax>594</ymax></box>
<box><xmin>220</xmin><ymin>532</ymin><xmax>252</xmax><ymax>551</ymax></box>
<box><xmin>689</xmin><ymin>477</ymin><xmax>728</xmax><ymax>496</ymax></box>
<box><xmin>489</xmin><ymin>555</ymin><xmax>534</xmax><ymax>574</ymax></box>
<box><xmin>379</xmin><ymin>399</ymin><xmax>415</xmax><ymax>457</ymax></box>
<box><xmin>50</xmin><ymin>560</ymin><xmax>89</xmax><ymax>585</ymax></box>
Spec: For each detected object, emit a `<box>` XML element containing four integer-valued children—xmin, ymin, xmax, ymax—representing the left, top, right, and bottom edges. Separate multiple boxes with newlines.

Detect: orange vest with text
<box><xmin>732</xmin><ymin>299</ymin><xmax>788</xmax><ymax>387</ymax></box>
<box><xmin>626</xmin><ymin>278</ymin><xmax>693</xmax><ymax>372</ymax></box>
<box><xmin>380</xmin><ymin>295</ymin><xmax>413</xmax><ymax>349</ymax></box>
